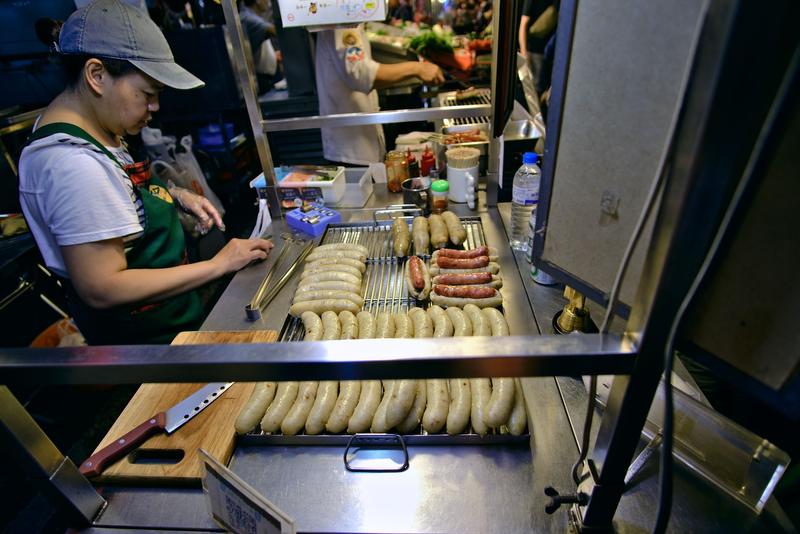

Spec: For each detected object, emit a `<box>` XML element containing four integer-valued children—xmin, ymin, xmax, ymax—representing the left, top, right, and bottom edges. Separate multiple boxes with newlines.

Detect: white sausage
<box><xmin>297</xmin><ymin>271</ymin><xmax>361</xmax><ymax>287</ymax></box>
<box><xmin>321</xmin><ymin>311</ymin><xmax>341</xmax><ymax>340</ymax></box>
<box><xmin>470</xmin><ymin>378</ymin><xmax>491</xmax><ymax>436</ymax></box>
<box><xmin>301</xmin><ymin>264</ymin><xmax>362</xmax><ymax>280</ymax></box>
<box><xmin>295</xmin><ymin>280</ymin><xmax>362</xmax><ymax>294</ymax></box>
<box><xmin>393</xmin><ymin>312</ymin><xmax>414</xmax><ymax>338</ymax></box>
<box><xmin>428</xmin><ymin>213</ymin><xmax>448</xmax><ymax>249</ymax></box>
<box><xmin>357</xmin><ymin>311</ymin><xmax>376</xmax><ymax>339</ymax></box>
<box><xmin>464</xmin><ymin>304</ymin><xmax>491</xmax><ymax>336</ymax></box>
<box><xmin>314</xmin><ymin>243</ymin><xmax>369</xmax><ymax>256</ymax></box>
<box><xmin>408</xmin><ymin>307</ymin><xmax>433</xmax><ymax>338</ymax></box>
<box><xmin>440</xmin><ymin>211</ymin><xmax>467</xmax><ymax>246</ymax></box>
<box><xmin>375</xmin><ymin>311</ymin><xmax>395</xmax><ymax>339</ymax></box>
<box><xmin>386</xmin><ymin>379</ymin><xmax>417</xmax><ymax>428</ymax></box>
<box><xmin>427</xmin><ymin>305</ymin><xmax>454</xmax><ymax>337</ymax></box>
<box><xmin>446</xmin><ymin>307</ymin><xmax>472</xmax><ymax>337</ymax></box>
<box><xmin>306</xmin><ymin>249</ymin><xmax>366</xmax><ymax>263</ymax></box>
<box><xmin>338</xmin><ymin>310</ymin><xmax>359</xmax><ymax>340</ymax></box>
<box><xmin>411</xmin><ymin>216</ymin><xmax>429</xmax><ymax>255</ymax></box>
<box><xmin>506</xmin><ymin>378</ymin><xmax>528</xmax><ymax>436</ymax></box>
<box><xmin>429</xmin><ymin>262</ymin><xmax>501</xmax><ymax>275</ymax></box>
<box><xmin>281</xmin><ymin>381</ymin><xmax>318</xmax><ymax>436</ymax></box>
<box><xmin>305</xmin><ymin>381</ymin><xmax>338</xmax><ymax>435</ymax></box>
<box><xmin>347</xmin><ymin>380</ymin><xmax>382</xmax><ymax>433</ymax></box>
<box><xmin>326</xmin><ymin>380</ymin><xmax>362</xmax><ymax>433</ymax></box>
<box><xmin>482</xmin><ymin>307</ymin><xmax>510</xmax><ymax>336</ymax></box>
<box><xmin>260</xmin><ymin>382</ymin><xmax>299</xmax><ymax>433</ymax></box>
<box><xmin>293</xmin><ymin>290</ymin><xmax>363</xmax><ymax>307</ymax></box>
<box><xmin>485</xmin><ymin>378</ymin><xmax>515</xmax><ymax>428</ymax></box>
<box><xmin>422</xmin><ymin>379</ymin><xmax>449</xmax><ymax>433</ymax></box>
<box><xmin>301</xmin><ymin>311</ymin><xmax>323</xmax><ymax>341</ymax></box>
<box><xmin>430</xmin><ymin>293</ymin><xmax>503</xmax><ymax>309</ymax></box>
<box><xmin>289</xmin><ymin>299</ymin><xmax>360</xmax><ymax>317</ymax></box>
<box><xmin>396</xmin><ymin>380</ymin><xmax>427</xmax><ymax>434</ymax></box>
<box><xmin>370</xmin><ymin>380</ymin><xmax>395</xmax><ymax>433</ymax></box>
<box><xmin>446</xmin><ymin>378</ymin><xmax>471</xmax><ymax>435</ymax></box>
<box><xmin>234</xmin><ymin>382</ymin><xmax>277</xmax><ymax>435</ymax></box>
<box><xmin>304</xmin><ymin>256</ymin><xmax>367</xmax><ymax>273</ymax></box>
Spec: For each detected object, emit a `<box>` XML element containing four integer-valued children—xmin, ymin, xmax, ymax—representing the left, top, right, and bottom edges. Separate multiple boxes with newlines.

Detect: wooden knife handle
<box><xmin>79</xmin><ymin>412</ymin><xmax>167</xmax><ymax>478</ymax></box>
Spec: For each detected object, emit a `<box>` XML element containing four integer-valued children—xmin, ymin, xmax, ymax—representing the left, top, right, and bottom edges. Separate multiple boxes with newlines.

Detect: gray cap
<box><xmin>59</xmin><ymin>0</ymin><xmax>204</xmax><ymax>90</ymax></box>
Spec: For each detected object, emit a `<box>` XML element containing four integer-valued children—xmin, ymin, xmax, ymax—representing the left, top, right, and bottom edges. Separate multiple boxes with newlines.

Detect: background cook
<box><xmin>315</xmin><ymin>23</ymin><xmax>445</xmax><ymax>166</ymax></box>
<box><xmin>18</xmin><ymin>0</ymin><xmax>273</xmax><ymax>345</ymax></box>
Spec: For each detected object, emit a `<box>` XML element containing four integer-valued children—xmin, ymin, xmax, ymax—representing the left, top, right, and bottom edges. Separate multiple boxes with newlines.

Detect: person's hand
<box><xmin>170</xmin><ymin>187</ymin><xmax>225</xmax><ymax>234</ymax></box>
<box><xmin>212</xmin><ymin>238</ymin><xmax>275</xmax><ymax>274</ymax></box>
<box><xmin>417</xmin><ymin>61</ymin><xmax>445</xmax><ymax>85</ymax></box>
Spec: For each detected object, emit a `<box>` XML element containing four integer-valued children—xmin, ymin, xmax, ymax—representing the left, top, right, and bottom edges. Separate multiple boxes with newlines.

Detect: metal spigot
<box><xmin>552</xmin><ymin>287</ymin><xmax>598</xmax><ymax>334</ymax></box>
<box><xmin>544</xmin><ymin>486</ymin><xmax>589</xmax><ymax>514</ymax></box>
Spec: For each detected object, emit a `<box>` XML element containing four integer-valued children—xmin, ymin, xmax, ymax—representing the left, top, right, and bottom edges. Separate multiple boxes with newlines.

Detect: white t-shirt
<box><xmin>18</xmin><ymin>132</ymin><xmax>144</xmax><ymax>278</ymax></box>
<box><xmin>315</xmin><ymin>25</ymin><xmax>387</xmax><ymax>165</ymax></box>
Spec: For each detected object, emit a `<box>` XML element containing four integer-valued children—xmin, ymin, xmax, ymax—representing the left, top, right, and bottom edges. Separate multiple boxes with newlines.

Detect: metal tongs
<box><xmin>245</xmin><ymin>232</ymin><xmax>314</xmax><ymax>321</ymax></box>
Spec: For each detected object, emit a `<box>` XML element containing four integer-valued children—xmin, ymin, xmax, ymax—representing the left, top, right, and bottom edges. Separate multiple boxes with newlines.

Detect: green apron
<box><xmin>28</xmin><ymin>123</ymin><xmax>203</xmax><ymax>344</ymax></box>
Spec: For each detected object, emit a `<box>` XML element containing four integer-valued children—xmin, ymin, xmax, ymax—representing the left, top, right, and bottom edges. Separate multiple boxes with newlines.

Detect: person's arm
<box><xmin>61</xmin><ymin>236</ymin><xmax>273</xmax><ymax>309</ymax></box>
<box><xmin>373</xmin><ymin>61</ymin><xmax>444</xmax><ymax>89</ymax></box>
<box><xmin>519</xmin><ymin>15</ymin><xmax>531</xmax><ymax>55</ymax></box>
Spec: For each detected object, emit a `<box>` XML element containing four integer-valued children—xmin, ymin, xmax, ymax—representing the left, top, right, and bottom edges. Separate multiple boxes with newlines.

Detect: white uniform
<box><xmin>315</xmin><ymin>25</ymin><xmax>386</xmax><ymax>165</ymax></box>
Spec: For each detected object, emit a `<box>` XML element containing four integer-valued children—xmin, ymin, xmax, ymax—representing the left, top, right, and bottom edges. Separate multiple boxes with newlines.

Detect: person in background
<box><xmin>314</xmin><ymin>24</ymin><xmax>444</xmax><ymax>166</ymax></box>
<box><xmin>19</xmin><ymin>0</ymin><xmax>273</xmax><ymax>345</ymax></box>
<box><xmin>518</xmin><ymin>0</ymin><xmax>556</xmax><ymax>82</ymax></box>
<box><xmin>391</xmin><ymin>0</ymin><xmax>414</xmax><ymax>23</ymax></box>
<box><xmin>239</xmin><ymin>0</ymin><xmax>281</xmax><ymax>93</ymax></box>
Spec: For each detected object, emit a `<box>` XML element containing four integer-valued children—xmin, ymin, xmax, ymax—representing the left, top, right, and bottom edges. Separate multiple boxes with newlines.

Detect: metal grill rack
<box><xmin>440</xmin><ymin>89</ymin><xmax>492</xmax><ymax>127</ymax></box>
<box><xmin>278</xmin><ymin>217</ymin><xmax>487</xmax><ymax>342</ymax></box>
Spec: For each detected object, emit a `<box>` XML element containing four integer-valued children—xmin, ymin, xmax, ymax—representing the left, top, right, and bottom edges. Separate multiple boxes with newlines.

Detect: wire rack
<box><xmin>278</xmin><ymin>217</ymin><xmax>487</xmax><ymax>341</ymax></box>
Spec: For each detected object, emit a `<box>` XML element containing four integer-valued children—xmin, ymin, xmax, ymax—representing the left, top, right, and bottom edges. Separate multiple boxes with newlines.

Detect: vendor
<box><xmin>18</xmin><ymin>0</ymin><xmax>273</xmax><ymax>345</ymax></box>
<box><xmin>315</xmin><ymin>24</ymin><xmax>444</xmax><ymax>166</ymax></box>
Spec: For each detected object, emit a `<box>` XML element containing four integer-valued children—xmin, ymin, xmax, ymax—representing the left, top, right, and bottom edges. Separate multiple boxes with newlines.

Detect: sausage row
<box><xmin>392</xmin><ymin>211</ymin><xmax>469</xmax><ymax>257</ymax></box>
<box><xmin>234</xmin><ymin>307</ymin><xmax>527</xmax><ymax>437</ymax></box>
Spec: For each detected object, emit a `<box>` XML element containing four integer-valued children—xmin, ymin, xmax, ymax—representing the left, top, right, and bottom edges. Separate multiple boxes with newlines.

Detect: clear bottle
<box><xmin>510</xmin><ymin>152</ymin><xmax>540</xmax><ymax>251</ymax></box>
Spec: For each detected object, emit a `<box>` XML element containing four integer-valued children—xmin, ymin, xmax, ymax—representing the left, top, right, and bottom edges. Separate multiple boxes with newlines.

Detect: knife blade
<box><xmin>79</xmin><ymin>382</ymin><xmax>233</xmax><ymax>478</ymax></box>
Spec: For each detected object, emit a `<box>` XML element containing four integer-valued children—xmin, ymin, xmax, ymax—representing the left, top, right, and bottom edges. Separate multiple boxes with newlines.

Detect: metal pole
<box><xmin>220</xmin><ymin>0</ymin><xmax>282</xmax><ymax>219</ymax></box>
<box><xmin>0</xmin><ymin>386</ymin><xmax>106</xmax><ymax>526</ymax></box>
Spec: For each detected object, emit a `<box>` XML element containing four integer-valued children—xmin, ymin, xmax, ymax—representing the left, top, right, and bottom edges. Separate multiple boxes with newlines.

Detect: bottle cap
<box><xmin>523</xmin><ymin>152</ymin><xmax>538</xmax><ymax>164</ymax></box>
<box><xmin>429</xmin><ymin>168</ymin><xmax>439</xmax><ymax>179</ymax></box>
<box><xmin>431</xmin><ymin>179</ymin><xmax>449</xmax><ymax>192</ymax></box>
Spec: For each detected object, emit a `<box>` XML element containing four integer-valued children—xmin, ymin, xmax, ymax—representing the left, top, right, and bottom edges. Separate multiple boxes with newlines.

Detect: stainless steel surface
<box><xmin>92</xmin><ymin>487</ymin><xmax>220</xmax><ymax>531</ymax></box>
<box><xmin>437</xmin><ymin>89</ymin><xmax>492</xmax><ymax>128</ymax></box>
<box><xmin>239</xmin><ymin>433</ymin><xmax>530</xmax><ymax>446</ymax></box>
<box><xmin>0</xmin><ymin>335</ymin><xmax>635</xmax><ymax>384</ymax></box>
<box><xmin>230</xmin><ymin>443</ymin><xmax>534</xmax><ymax>533</ymax></box>
<box><xmin>248</xmin><ymin>239</ymin><xmax>314</xmax><ymax>321</ymax></box>
<box><xmin>164</xmin><ymin>382</ymin><xmax>233</xmax><ymax>433</ymax></box>
<box><xmin>220</xmin><ymin>0</ymin><xmax>282</xmax><ymax>218</ymax></box>
<box><xmin>0</xmin><ymin>386</ymin><xmax>105</xmax><ymax>525</ymax></box>
<box><xmin>260</xmin><ymin>105</ymin><xmax>492</xmax><ymax>132</ymax></box>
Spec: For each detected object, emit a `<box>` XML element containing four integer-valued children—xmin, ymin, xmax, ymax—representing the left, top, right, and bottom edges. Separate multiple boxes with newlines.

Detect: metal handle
<box><xmin>343</xmin><ymin>433</ymin><xmax>410</xmax><ymax>473</ymax></box>
<box><xmin>373</xmin><ymin>205</ymin><xmax>423</xmax><ymax>223</ymax></box>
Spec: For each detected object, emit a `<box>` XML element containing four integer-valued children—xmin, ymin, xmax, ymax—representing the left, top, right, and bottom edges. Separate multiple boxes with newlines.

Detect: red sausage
<box><xmin>408</xmin><ymin>256</ymin><xmax>425</xmax><ymax>290</ymax></box>
<box><xmin>437</xmin><ymin>246</ymin><xmax>488</xmax><ymax>259</ymax></box>
<box><xmin>436</xmin><ymin>255</ymin><xmax>489</xmax><ymax>269</ymax></box>
<box><xmin>433</xmin><ymin>272</ymin><xmax>493</xmax><ymax>285</ymax></box>
<box><xmin>433</xmin><ymin>285</ymin><xmax>497</xmax><ymax>298</ymax></box>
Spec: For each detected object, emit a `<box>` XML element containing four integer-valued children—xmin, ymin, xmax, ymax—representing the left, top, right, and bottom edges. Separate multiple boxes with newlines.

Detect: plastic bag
<box><xmin>255</xmin><ymin>39</ymin><xmax>278</xmax><ymax>76</ymax></box>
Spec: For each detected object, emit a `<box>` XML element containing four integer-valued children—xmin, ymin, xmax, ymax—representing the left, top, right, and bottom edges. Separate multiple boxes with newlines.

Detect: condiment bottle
<box><xmin>420</xmin><ymin>145</ymin><xmax>435</xmax><ymax>177</ymax></box>
<box><xmin>406</xmin><ymin>148</ymin><xmax>420</xmax><ymax>178</ymax></box>
<box><xmin>430</xmin><ymin>179</ymin><xmax>449</xmax><ymax>213</ymax></box>
<box><xmin>385</xmin><ymin>150</ymin><xmax>408</xmax><ymax>193</ymax></box>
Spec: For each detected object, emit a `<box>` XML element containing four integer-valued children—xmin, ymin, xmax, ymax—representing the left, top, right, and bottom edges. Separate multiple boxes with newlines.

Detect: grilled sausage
<box><xmin>289</xmin><ymin>299</ymin><xmax>360</xmax><ymax>317</ymax></box>
<box><xmin>348</xmin><ymin>380</ymin><xmax>382</xmax><ymax>433</ymax></box>
<box><xmin>326</xmin><ymin>380</ymin><xmax>362</xmax><ymax>433</ymax></box>
<box><xmin>446</xmin><ymin>378</ymin><xmax>471</xmax><ymax>435</ymax></box>
<box><xmin>428</xmin><ymin>214</ymin><xmax>448</xmax><ymax>249</ymax></box>
<box><xmin>441</xmin><ymin>211</ymin><xmax>467</xmax><ymax>246</ymax></box>
<box><xmin>433</xmin><ymin>273</ymin><xmax>503</xmax><ymax>289</ymax></box>
<box><xmin>260</xmin><ymin>382</ymin><xmax>299</xmax><ymax>433</ymax></box>
<box><xmin>411</xmin><ymin>216</ymin><xmax>430</xmax><ymax>255</ymax></box>
<box><xmin>433</xmin><ymin>285</ymin><xmax>497</xmax><ymax>299</ymax></box>
<box><xmin>437</xmin><ymin>246</ymin><xmax>497</xmax><ymax>258</ymax></box>
<box><xmin>281</xmin><ymin>381</ymin><xmax>319</xmax><ymax>435</ymax></box>
<box><xmin>429</xmin><ymin>262</ymin><xmax>500</xmax><ymax>276</ymax></box>
<box><xmin>405</xmin><ymin>256</ymin><xmax>431</xmax><ymax>300</ymax></box>
<box><xmin>392</xmin><ymin>218</ymin><xmax>411</xmax><ymax>257</ymax></box>
<box><xmin>235</xmin><ymin>382</ymin><xmax>277</xmax><ymax>435</ymax></box>
<box><xmin>430</xmin><ymin>293</ymin><xmax>503</xmax><ymax>309</ymax></box>
<box><xmin>301</xmin><ymin>311</ymin><xmax>323</xmax><ymax>341</ymax></box>
<box><xmin>432</xmin><ymin>250</ymin><xmax>498</xmax><ymax>264</ymax></box>
<box><xmin>305</xmin><ymin>381</ymin><xmax>338</xmax><ymax>435</ymax></box>
<box><xmin>338</xmin><ymin>310</ymin><xmax>359</xmax><ymax>340</ymax></box>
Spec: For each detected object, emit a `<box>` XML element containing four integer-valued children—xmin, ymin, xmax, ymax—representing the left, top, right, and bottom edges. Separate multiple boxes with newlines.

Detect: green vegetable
<box><xmin>409</xmin><ymin>31</ymin><xmax>453</xmax><ymax>56</ymax></box>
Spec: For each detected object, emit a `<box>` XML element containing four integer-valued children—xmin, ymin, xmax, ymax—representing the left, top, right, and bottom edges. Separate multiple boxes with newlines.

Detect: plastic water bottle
<box><xmin>510</xmin><ymin>152</ymin><xmax>540</xmax><ymax>251</ymax></box>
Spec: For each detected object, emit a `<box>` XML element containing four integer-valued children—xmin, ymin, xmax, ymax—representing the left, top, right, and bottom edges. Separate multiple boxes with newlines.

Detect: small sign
<box><xmin>277</xmin><ymin>0</ymin><xmax>386</xmax><ymax>28</ymax></box>
<box><xmin>200</xmin><ymin>449</ymin><xmax>295</xmax><ymax>534</ymax></box>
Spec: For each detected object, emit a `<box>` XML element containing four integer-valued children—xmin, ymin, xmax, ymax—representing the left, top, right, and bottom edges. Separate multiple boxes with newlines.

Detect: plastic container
<box><xmin>430</xmin><ymin>180</ymin><xmax>449</xmax><ymax>213</ymax></box>
<box><xmin>510</xmin><ymin>152</ymin><xmax>540</xmax><ymax>251</ymax></box>
<box><xmin>250</xmin><ymin>166</ymin><xmax>345</xmax><ymax>208</ymax></box>
<box><xmin>385</xmin><ymin>151</ymin><xmax>408</xmax><ymax>193</ymax></box>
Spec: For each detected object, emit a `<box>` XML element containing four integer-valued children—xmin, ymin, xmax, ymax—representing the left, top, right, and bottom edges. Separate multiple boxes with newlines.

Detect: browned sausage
<box><xmin>432</xmin><ymin>272</ymin><xmax>493</xmax><ymax>285</ymax></box>
<box><xmin>436</xmin><ymin>255</ymin><xmax>489</xmax><ymax>269</ymax></box>
<box><xmin>408</xmin><ymin>256</ymin><xmax>425</xmax><ymax>290</ymax></box>
<box><xmin>433</xmin><ymin>285</ymin><xmax>497</xmax><ymax>298</ymax></box>
<box><xmin>437</xmin><ymin>246</ymin><xmax>488</xmax><ymax>258</ymax></box>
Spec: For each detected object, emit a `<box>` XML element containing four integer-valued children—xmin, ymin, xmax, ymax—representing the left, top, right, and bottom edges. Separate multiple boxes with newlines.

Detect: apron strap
<box><xmin>28</xmin><ymin>122</ymin><xmax>127</xmax><ymax>172</ymax></box>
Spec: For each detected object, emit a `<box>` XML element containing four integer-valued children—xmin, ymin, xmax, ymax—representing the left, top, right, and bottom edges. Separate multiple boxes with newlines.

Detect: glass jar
<box><xmin>385</xmin><ymin>151</ymin><xmax>408</xmax><ymax>193</ymax></box>
<box><xmin>430</xmin><ymin>179</ymin><xmax>449</xmax><ymax>213</ymax></box>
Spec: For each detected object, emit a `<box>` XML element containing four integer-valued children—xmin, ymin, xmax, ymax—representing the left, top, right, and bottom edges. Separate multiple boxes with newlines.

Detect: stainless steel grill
<box><xmin>278</xmin><ymin>217</ymin><xmax>487</xmax><ymax>341</ymax></box>
<box><xmin>440</xmin><ymin>89</ymin><xmax>492</xmax><ymax>127</ymax></box>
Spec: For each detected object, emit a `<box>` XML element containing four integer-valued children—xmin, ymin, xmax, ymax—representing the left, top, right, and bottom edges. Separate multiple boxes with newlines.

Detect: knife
<box><xmin>79</xmin><ymin>382</ymin><xmax>233</xmax><ymax>477</ymax></box>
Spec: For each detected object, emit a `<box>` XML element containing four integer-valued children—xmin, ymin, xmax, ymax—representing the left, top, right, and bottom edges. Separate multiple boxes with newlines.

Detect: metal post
<box><xmin>486</xmin><ymin>0</ymin><xmax>502</xmax><ymax>207</ymax></box>
<box><xmin>220</xmin><ymin>0</ymin><xmax>282</xmax><ymax>219</ymax></box>
<box><xmin>0</xmin><ymin>386</ymin><xmax>105</xmax><ymax>526</ymax></box>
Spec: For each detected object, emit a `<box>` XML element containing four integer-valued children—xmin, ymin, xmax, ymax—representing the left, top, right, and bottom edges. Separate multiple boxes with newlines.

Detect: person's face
<box><xmin>105</xmin><ymin>71</ymin><xmax>163</xmax><ymax>136</ymax></box>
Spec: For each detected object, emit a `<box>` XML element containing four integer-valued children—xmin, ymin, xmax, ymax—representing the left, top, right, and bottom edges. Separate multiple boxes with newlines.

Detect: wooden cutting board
<box><xmin>90</xmin><ymin>330</ymin><xmax>277</xmax><ymax>485</ymax></box>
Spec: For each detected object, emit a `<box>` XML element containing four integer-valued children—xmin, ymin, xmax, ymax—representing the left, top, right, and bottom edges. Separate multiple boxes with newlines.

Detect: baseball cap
<box><xmin>59</xmin><ymin>0</ymin><xmax>204</xmax><ymax>90</ymax></box>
